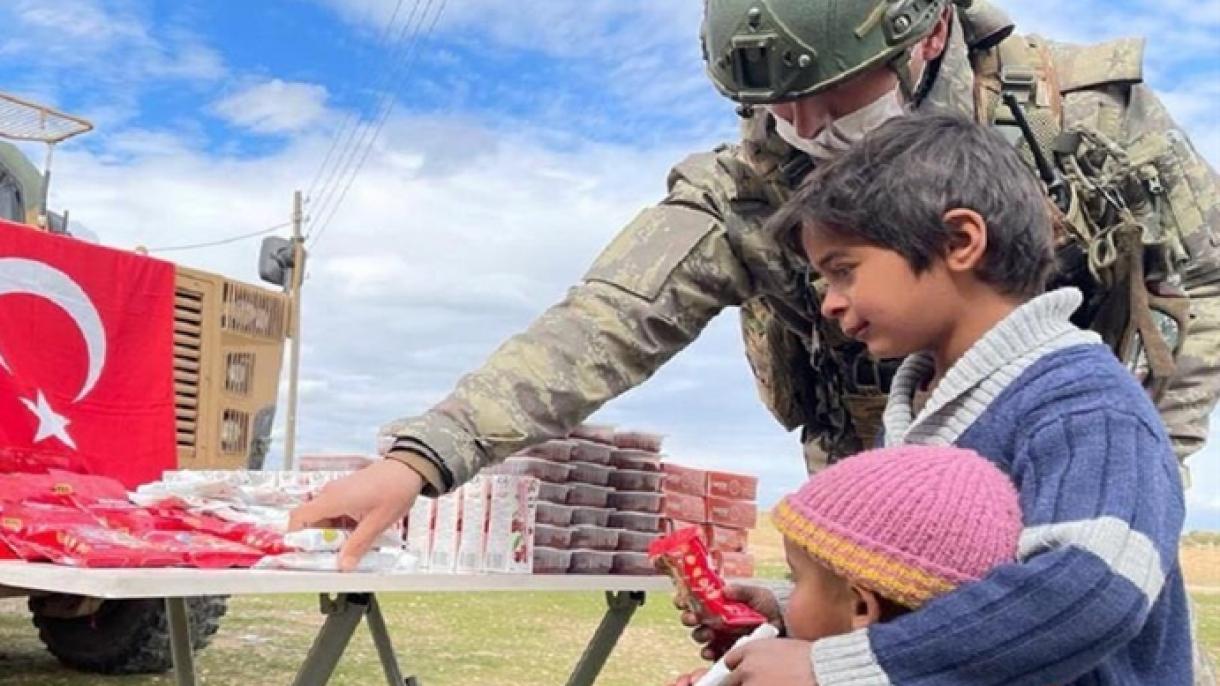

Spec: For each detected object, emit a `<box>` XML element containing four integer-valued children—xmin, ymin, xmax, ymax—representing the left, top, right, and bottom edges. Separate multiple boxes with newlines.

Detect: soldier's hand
<box><xmin>723</xmin><ymin>638</ymin><xmax>818</xmax><ymax>685</ymax></box>
<box><xmin>676</xmin><ymin>584</ymin><xmax>783</xmax><ymax>660</ymax></box>
<box><xmin>288</xmin><ymin>459</ymin><xmax>424</xmax><ymax>571</ymax></box>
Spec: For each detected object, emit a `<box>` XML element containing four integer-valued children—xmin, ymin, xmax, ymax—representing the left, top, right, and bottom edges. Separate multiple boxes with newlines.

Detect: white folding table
<box><xmin>0</xmin><ymin>561</ymin><xmax>672</xmax><ymax>686</ymax></box>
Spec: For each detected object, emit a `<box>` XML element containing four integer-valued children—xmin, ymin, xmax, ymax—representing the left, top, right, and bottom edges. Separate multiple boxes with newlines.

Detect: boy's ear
<box><xmin>848</xmin><ymin>583</ymin><xmax>884</xmax><ymax>630</ymax></box>
<box><xmin>941</xmin><ymin>208</ymin><xmax>988</xmax><ymax>273</ymax></box>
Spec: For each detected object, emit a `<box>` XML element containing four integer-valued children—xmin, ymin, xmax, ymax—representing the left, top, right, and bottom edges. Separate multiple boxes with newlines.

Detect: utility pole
<box><xmin>283</xmin><ymin>190</ymin><xmax>305</xmax><ymax>470</ymax></box>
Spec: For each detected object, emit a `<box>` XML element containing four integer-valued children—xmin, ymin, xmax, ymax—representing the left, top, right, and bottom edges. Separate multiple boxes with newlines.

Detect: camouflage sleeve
<box><xmin>1125</xmin><ymin>83</ymin><xmax>1220</xmax><ymax>470</ymax></box>
<box><xmin>385</xmin><ymin>151</ymin><xmax>757</xmax><ymax>493</ymax></box>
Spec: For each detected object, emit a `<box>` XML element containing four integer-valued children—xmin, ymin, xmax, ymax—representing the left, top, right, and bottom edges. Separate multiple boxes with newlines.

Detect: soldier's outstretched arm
<box><xmin>1125</xmin><ymin>83</ymin><xmax>1220</xmax><ymax>469</ymax></box>
<box><xmin>383</xmin><ymin>151</ymin><xmax>760</xmax><ymax>494</ymax></box>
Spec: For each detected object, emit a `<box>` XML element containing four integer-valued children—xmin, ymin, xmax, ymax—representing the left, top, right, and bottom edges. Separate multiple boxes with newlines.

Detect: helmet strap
<box><xmin>887</xmin><ymin>48</ymin><xmax>918</xmax><ymax>102</ymax></box>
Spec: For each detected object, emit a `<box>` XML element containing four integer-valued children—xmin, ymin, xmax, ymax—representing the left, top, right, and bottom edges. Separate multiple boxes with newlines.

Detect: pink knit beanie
<box><xmin>772</xmin><ymin>445</ymin><xmax>1021</xmax><ymax>609</ymax></box>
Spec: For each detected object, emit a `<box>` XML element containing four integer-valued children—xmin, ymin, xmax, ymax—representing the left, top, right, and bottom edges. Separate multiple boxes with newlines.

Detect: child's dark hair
<box><xmin>773</xmin><ymin>111</ymin><xmax>1056</xmax><ymax>298</ymax></box>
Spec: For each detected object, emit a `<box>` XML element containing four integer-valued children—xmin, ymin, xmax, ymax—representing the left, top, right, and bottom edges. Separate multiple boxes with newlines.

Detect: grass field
<box><xmin>1</xmin><ymin>519</ymin><xmax>1217</xmax><ymax>685</ymax></box>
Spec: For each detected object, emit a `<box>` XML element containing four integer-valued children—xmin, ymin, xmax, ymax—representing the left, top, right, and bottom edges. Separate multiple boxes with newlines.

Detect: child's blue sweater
<box><xmin>810</xmin><ymin>289</ymin><xmax>1191</xmax><ymax>685</ymax></box>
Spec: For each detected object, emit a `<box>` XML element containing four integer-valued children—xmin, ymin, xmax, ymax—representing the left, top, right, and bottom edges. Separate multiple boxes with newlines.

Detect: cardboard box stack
<box><xmin>660</xmin><ymin>463</ymin><xmax>758</xmax><ymax>578</ymax></box>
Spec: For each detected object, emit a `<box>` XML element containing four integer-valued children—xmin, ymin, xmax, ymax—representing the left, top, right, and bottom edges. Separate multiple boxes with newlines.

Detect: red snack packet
<box><xmin>647</xmin><ymin>526</ymin><xmax>766</xmax><ymax>630</ymax></box>
<box><xmin>150</xmin><ymin>508</ymin><xmax>291</xmax><ymax>555</ymax></box>
<box><xmin>0</xmin><ymin>473</ymin><xmax>57</xmax><ymax>503</ymax></box>
<box><xmin>0</xmin><ymin>502</ymin><xmax>183</xmax><ymax>567</ymax></box>
<box><xmin>142</xmin><ymin>531</ymin><xmax>265</xmax><ymax>569</ymax></box>
<box><xmin>46</xmin><ymin>469</ymin><xmax>130</xmax><ymax>506</ymax></box>
<box><xmin>87</xmin><ymin>500</ymin><xmax>175</xmax><ymax>534</ymax></box>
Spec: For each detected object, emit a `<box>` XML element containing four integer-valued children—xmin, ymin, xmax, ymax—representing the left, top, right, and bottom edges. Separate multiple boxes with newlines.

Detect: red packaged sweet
<box><xmin>706</xmin><ymin>470</ymin><xmax>758</xmax><ymax>501</ymax></box>
<box><xmin>661</xmin><ymin>491</ymin><xmax>706</xmax><ymax>522</ymax></box>
<box><xmin>45</xmin><ymin>470</ymin><xmax>130</xmax><ymax>506</ymax></box>
<box><xmin>706</xmin><ymin>497</ymin><xmax>757</xmax><ymax>528</ymax></box>
<box><xmin>0</xmin><ymin>503</ymin><xmax>183</xmax><ymax>567</ymax></box>
<box><xmin>661</xmin><ymin>463</ymin><xmax>707</xmax><ymax>497</ymax></box>
<box><xmin>142</xmin><ymin>531</ymin><xmax>265</xmax><ymax>569</ymax></box>
<box><xmin>0</xmin><ymin>473</ymin><xmax>56</xmax><ymax>503</ymax></box>
<box><xmin>87</xmin><ymin>500</ymin><xmax>175</xmax><ymax>534</ymax></box>
<box><xmin>647</xmin><ymin>526</ymin><xmax>766</xmax><ymax>630</ymax></box>
<box><xmin>704</xmin><ymin>524</ymin><xmax>749</xmax><ymax>553</ymax></box>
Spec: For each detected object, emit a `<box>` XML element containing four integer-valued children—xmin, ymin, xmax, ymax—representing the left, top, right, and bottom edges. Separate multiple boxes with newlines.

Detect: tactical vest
<box><xmin>737</xmin><ymin>11</ymin><xmax>1193</xmax><ymax>472</ymax></box>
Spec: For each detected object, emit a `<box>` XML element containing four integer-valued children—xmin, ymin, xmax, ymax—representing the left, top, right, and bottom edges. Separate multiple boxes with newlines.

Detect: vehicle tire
<box><xmin>30</xmin><ymin>595</ymin><xmax>227</xmax><ymax>674</ymax></box>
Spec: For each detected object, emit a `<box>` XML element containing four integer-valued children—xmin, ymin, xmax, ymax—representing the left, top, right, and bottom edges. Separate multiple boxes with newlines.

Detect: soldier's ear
<box><xmin>941</xmin><ymin>208</ymin><xmax>988</xmax><ymax>273</ymax></box>
<box><xmin>917</xmin><ymin>6</ymin><xmax>953</xmax><ymax>62</ymax></box>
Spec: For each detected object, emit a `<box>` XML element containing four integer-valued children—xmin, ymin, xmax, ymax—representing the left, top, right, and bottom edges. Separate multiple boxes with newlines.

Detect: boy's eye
<box><xmin>826</xmin><ymin>263</ymin><xmax>854</xmax><ymax>281</ymax></box>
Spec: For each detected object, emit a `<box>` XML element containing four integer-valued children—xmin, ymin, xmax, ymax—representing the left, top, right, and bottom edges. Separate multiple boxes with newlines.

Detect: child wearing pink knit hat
<box><xmin>670</xmin><ymin>444</ymin><xmax>1020</xmax><ymax>686</ymax></box>
<box><xmin>770</xmin><ymin>444</ymin><xmax>1021</xmax><ymax>635</ymax></box>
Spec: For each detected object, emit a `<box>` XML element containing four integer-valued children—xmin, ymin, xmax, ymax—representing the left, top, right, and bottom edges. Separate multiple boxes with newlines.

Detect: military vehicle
<box><xmin>0</xmin><ymin>92</ymin><xmax>292</xmax><ymax>674</ymax></box>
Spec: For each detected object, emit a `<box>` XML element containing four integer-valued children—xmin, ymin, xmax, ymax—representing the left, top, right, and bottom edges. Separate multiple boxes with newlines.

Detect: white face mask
<box><xmin>772</xmin><ymin>90</ymin><xmax>907</xmax><ymax>162</ymax></box>
<box><xmin>771</xmin><ymin>57</ymin><xmax>925</xmax><ymax>161</ymax></box>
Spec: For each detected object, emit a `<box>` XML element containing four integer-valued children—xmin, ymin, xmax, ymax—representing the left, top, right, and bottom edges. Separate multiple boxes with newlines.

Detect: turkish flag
<box><xmin>0</xmin><ymin>219</ymin><xmax>176</xmax><ymax>488</ymax></box>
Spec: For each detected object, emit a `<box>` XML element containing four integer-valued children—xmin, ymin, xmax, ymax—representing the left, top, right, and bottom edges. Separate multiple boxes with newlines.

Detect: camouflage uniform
<box><xmin>386</xmin><ymin>7</ymin><xmax>1220</xmax><ymax>494</ymax></box>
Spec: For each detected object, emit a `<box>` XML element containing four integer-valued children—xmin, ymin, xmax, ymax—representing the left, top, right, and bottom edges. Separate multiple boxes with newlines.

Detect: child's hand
<box><xmin>675</xmin><ymin>584</ymin><xmax>783</xmax><ymax>660</ymax></box>
<box><xmin>667</xmin><ymin>667</ymin><xmax>710</xmax><ymax>686</ymax></box>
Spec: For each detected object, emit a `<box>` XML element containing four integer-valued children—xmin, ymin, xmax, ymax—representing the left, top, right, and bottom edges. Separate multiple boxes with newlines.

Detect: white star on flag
<box><xmin>19</xmin><ymin>389</ymin><xmax>77</xmax><ymax>450</ymax></box>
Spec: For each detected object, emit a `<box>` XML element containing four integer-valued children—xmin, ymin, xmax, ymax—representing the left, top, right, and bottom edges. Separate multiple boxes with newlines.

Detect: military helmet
<box><xmin>702</xmin><ymin>0</ymin><xmax>951</xmax><ymax>104</ymax></box>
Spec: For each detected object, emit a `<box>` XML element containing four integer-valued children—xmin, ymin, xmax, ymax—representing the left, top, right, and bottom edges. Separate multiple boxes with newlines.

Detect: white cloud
<box><xmin>212</xmin><ymin>79</ymin><xmax>332</xmax><ymax>135</ymax></box>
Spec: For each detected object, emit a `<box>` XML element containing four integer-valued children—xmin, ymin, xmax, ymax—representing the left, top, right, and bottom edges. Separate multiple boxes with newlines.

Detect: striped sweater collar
<box><xmin>883</xmin><ymin>288</ymin><xmax>1103</xmax><ymax>446</ymax></box>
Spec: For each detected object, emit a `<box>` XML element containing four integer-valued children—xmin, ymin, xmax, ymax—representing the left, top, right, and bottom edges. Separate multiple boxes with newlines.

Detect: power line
<box><xmin>305</xmin><ymin>0</ymin><xmax>427</xmax><ymax>238</ymax></box>
<box><xmin>303</xmin><ymin>0</ymin><xmax>407</xmax><ymax>206</ymax></box>
<box><xmin>145</xmin><ymin>221</ymin><xmax>291</xmax><ymax>253</ymax></box>
<box><xmin>309</xmin><ymin>0</ymin><xmax>448</xmax><ymax>251</ymax></box>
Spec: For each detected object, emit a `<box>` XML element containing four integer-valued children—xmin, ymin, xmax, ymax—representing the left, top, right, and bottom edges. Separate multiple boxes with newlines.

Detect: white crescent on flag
<box><xmin>0</xmin><ymin>257</ymin><xmax>108</xmax><ymax>402</ymax></box>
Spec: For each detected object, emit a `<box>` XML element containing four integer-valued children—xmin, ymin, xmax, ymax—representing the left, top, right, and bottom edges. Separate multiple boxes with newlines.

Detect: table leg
<box><xmin>291</xmin><ymin>593</ymin><xmax>369</xmax><ymax>686</ymax></box>
<box><xmin>165</xmin><ymin>597</ymin><xmax>197</xmax><ymax>686</ymax></box>
<box><xmin>365</xmin><ymin>595</ymin><xmax>417</xmax><ymax>686</ymax></box>
<box><xmin>565</xmin><ymin>591</ymin><xmax>647</xmax><ymax>686</ymax></box>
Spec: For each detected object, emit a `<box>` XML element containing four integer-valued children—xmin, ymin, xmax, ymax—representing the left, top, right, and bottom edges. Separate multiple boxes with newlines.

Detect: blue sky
<box><xmin>1</xmin><ymin>0</ymin><xmax>1218</xmax><ymax>529</ymax></box>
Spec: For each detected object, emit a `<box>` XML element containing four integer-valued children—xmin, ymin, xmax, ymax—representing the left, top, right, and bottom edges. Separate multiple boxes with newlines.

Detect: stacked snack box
<box><xmin>296</xmin><ymin>453</ymin><xmax>375</xmax><ymax>472</ymax></box>
<box><xmin>660</xmin><ymin>463</ymin><xmax>758</xmax><ymax>578</ymax></box>
<box><xmin>402</xmin><ymin>474</ymin><xmax>538</xmax><ymax>575</ymax></box>
<box><xmin>518</xmin><ymin>424</ymin><xmax>665</xmax><ymax>575</ymax></box>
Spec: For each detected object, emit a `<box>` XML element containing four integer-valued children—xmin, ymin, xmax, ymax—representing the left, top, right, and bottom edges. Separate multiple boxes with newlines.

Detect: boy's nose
<box><xmin>820</xmin><ymin>289</ymin><xmax>848</xmax><ymax>321</ymax></box>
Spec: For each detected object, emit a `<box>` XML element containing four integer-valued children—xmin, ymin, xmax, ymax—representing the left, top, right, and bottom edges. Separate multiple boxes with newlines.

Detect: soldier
<box><xmin>291</xmin><ymin>0</ymin><xmax>1219</xmax><ymax>681</ymax></box>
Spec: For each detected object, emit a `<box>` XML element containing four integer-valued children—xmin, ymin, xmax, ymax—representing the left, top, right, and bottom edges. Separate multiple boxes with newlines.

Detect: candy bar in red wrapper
<box><xmin>0</xmin><ymin>503</ymin><xmax>182</xmax><ymax>567</ymax></box>
<box><xmin>142</xmin><ymin>531</ymin><xmax>264</xmax><ymax>569</ymax></box>
<box><xmin>147</xmin><ymin>508</ymin><xmax>291</xmax><ymax>555</ymax></box>
<box><xmin>46</xmin><ymin>470</ymin><xmax>130</xmax><ymax>507</ymax></box>
<box><xmin>0</xmin><ymin>473</ymin><xmax>56</xmax><ymax>503</ymax></box>
<box><xmin>647</xmin><ymin>526</ymin><xmax>766</xmax><ymax>630</ymax></box>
